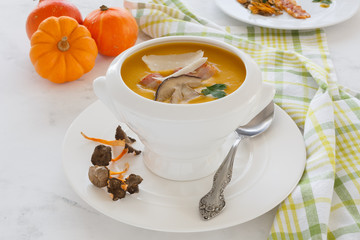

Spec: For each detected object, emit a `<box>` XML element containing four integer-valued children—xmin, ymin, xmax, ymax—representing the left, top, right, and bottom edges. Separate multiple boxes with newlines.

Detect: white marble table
<box><xmin>1</xmin><ymin>0</ymin><xmax>359</xmax><ymax>239</ymax></box>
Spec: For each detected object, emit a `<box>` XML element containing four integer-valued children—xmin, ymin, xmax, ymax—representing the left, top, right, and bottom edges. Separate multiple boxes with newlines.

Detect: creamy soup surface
<box><xmin>121</xmin><ymin>42</ymin><xmax>246</xmax><ymax>104</ymax></box>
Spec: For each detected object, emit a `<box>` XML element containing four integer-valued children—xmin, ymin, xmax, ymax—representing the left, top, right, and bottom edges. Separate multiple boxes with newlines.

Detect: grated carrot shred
<box><xmin>111</xmin><ymin>148</ymin><xmax>128</xmax><ymax>162</ymax></box>
<box><xmin>109</xmin><ymin>162</ymin><xmax>130</xmax><ymax>181</ymax></box>
<box><xmin>81</xmin><ymin>132</ymin><xmax>125</xmax><ymax>146</ymax></box>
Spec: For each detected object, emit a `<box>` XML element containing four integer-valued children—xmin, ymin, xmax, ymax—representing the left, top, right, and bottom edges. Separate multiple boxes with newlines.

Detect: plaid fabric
<box><xmin>124</xmin><ymin>0</ymin><xmax>360</xmax><ymax>239</ymax></box>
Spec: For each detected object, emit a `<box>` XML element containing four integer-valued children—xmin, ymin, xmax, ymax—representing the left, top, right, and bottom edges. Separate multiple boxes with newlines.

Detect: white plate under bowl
<box><xmin>62</xmin><ymin>100</ymin><xmax>306</xmax><ymax>232</ymax></box>
<box><xmin>216</xmin><ymin>0</ymin><xmax>360</xmax><ymax>30</ymax></box>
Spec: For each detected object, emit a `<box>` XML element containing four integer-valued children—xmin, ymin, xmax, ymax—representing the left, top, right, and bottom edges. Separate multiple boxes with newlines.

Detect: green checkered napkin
<box><xmin>124</xmin><ymin>0</ymin><xmax>360</xmax><ymax>239</ymax></box>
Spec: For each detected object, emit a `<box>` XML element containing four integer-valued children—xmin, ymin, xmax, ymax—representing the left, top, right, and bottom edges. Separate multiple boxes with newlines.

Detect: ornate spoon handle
<box><xmin>199</xmin><ymin>135</ymin><xmax>245</xmax><ymax>220</ymax></box>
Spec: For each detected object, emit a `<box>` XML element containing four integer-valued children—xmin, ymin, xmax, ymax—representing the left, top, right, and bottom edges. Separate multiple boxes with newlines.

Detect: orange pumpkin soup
<box><xmin>121</xmin><ymin>42</ymin><xmax>246</xmax><ymax>104</ymax></box>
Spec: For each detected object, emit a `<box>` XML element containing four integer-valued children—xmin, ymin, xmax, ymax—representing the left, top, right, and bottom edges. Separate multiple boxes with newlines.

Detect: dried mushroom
<box><xmin>91</xmin><ymin>145</ymin><xmax>112</xmax><ymax>166</ymax></box>
<box><xmin>125</xmin><ymin>174</ymin><xmax>143</xmax><ymax>194</ymax></box>
<box><xmin>125</xmin><ymin>143</ymin><xmax>141</xmax><ymax>155</ymax></box>
<box><xmin>155</xmin><ymin>75</ymin><xmax>202</xmax><ymax>103</ymax></box>
<box><xmin>82</xmin><ymin>126</ymin><xmax>141</xmax><ymax>161</ymax></box>
<box><xmin>88</xmin><ymin>165</ymin><xmax>130</xmax><ymax>188</ymax></box>
<box><xmin>83</xmin><ymin>126</ymin><xmax>143</xmax><ymax>201</ymax></box>
<box><xmin>88</xmin><ymin>165</ymin><xmax>110</xmax><ymax>188</ymax></box>
<box><xmin>115</xmin><ymin>125</ymin><xmax>136</xmax><ymax>143</ymax></box>
<box><xmin>115</xmin><ymin>125</ymin><xmax>141</xmax><ymax>155</ymax></box>
<box><xmin>107</xmin><ymin>178</ymin><xmax>127</xmax><ymax>200</ymax></box>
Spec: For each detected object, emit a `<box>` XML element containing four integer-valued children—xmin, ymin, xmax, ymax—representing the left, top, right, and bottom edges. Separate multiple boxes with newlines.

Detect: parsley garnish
<box><xmin>201</xmin><ymin>84</ymin><xmax>227</xmax><ymax>98</ymax></box>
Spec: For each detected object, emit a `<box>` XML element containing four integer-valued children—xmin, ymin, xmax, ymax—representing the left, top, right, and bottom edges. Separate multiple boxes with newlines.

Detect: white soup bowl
<box><xmin>93</xmin><ymin>36</ymin><xmax>274</xmax><ymax>181</ymax></box>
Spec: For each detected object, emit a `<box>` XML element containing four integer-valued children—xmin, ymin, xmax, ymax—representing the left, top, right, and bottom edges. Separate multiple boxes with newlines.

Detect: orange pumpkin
<box><xmin>26</xmin><ymin>0</ymin><xmax>83</xmax><ymax>39</ymax></box>
<box><xmin>30</xmin><ymin>16</ymin><xmax>98</xmax><ymax>84</ymax></box>
<box><xmin>84</xmin><ymin>5</ymin><xmax>138</xmax><ymax>57</ymax></box>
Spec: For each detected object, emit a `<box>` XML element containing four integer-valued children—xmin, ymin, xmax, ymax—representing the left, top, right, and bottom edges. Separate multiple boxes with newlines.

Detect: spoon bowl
<box><xmin>199</xmin><ymin>100</ymin><xmax>275</xmax><ymax>220</ymax></box>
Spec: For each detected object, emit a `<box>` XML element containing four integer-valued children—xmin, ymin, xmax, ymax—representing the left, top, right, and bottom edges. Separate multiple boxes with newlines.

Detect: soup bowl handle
<box><xmin>93</xmin><ymin>76</ymin><xmax>124</xmax><ymax>122</ymax></box>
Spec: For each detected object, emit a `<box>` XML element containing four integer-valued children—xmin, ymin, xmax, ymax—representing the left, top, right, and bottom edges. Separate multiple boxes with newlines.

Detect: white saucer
<box><xmin>62</xmin><ymin>100</ymin><xmax>306</xmax><ymax>232</ymax></box>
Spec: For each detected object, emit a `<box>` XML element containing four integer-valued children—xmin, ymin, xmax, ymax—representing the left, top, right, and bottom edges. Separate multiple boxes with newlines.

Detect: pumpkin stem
<box><xmin>100</xmin><ymin>5</ymin><xmax>109</xmax><ymax>11</ymax></box>
<box><xmin>57</xmin><ymin>36</ymin><xmax>70</xmax><ymax>52</ymax></box>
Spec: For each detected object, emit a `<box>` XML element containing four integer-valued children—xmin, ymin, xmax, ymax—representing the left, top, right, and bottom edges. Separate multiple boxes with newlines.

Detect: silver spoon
<box><xmin>199</xmin><ymin>100</ymin><xmax>275</xmax><ymax>220</ymax></box>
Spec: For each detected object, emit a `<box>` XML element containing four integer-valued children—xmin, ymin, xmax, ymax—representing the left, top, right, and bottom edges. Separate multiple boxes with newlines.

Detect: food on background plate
<box><xmin>312</xmin><ymin>0</ymin><xmax>332</xmax><ymax>8</ymax></box>
<box><xmin>26</xmin><ymin>0</ymin><xmax>83</xmax><ymax>39</ymax></box>
<box><xmin>237</xmin><ymin>0</ymin><xmax>283</xmax><ymax>16</ymax></box>
<box><xmin>84</xmin><ymin>5</ymin><xmax>138</xmax><ymax>57</ymax></box>
<box><xmin>83</xmin><ymin>125</ymin><xmax>143</xmax><ymax>201</ymax></box>
<box><xmin>121</xmin><ymin>42</ymin><xmax>246</xmax><ymax>104</ymax></box>
<box><xmin>29</xmin><ymin>16</ymin><xmax>98</xmax><ymax>84</ymax></box>
<box><xmin>237</xmin><ymin>0</ymin><xmax>311</xmax><ymax>19</ymax></box>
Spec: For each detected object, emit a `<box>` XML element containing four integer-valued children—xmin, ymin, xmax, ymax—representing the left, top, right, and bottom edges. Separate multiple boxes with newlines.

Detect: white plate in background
<box><xmin>216</xmin><ymin>0</ymin><xmax>360</xmax><ymax>30</ymax></box>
